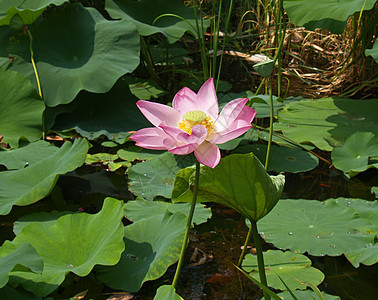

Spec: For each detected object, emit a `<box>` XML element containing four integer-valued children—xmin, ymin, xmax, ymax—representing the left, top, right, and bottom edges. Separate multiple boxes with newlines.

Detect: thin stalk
<box><xmin>215</xmin><ymin>0</ymin><xmax>234</xmax><ymax>91</ymax></box>
<box><xmin>193</xmin><ymin>1</ymin><xmax>209</xmax><ymax>78</ymax></box>
<box><xmin>211</xmin><ymin>0</ymin><xmax>222</xmax><ymax>78</ymax></box>
<box><xmin>237</xmin><ymin>222</ymin><xmax>253</xmax><ymax>267</ymax></box>
<box><xmin>264</xmin><ymin>80</ymin><xmax>274</xmax><ymax>169</ymax></box>
<box><xmin>26</xmin><ymin>28</ymin><xmax>45</xmax><ymax>140</ymax></box>
<box><xmin>172</xmin><ymin>160</ymin><xmax>201</xmax><ymax>289</ymax></box>
<box><xmin>140</xmin><ymin>36</ymin><xmax>157</xmax><ymax>79</ymax></box>
<box><xmin>251</xmin><ymin>220</ymin><xmax>270</xmax><ymax>300</ymax></box>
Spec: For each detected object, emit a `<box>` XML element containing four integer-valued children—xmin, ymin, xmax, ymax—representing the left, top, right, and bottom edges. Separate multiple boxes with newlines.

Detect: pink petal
<box><xmin>160</xmin><ymin>124</ymin><xmax>207</xmax><ymax>155</ymax></box>
<box><xmin>215</xmin><ymin>98</ymin><xmax>249</xmax><ymax>131</ymax></box>
<box><xmin>210</xmin><ymin>106</ymin><xmax>256</xmax><ymax>144</ymax></box>
<box><xmin>196</xmin><ymin>78</ymin><xmax>219</xmax><ymax>119</ymax></box>
<box><xmin>194</xmin><ymin>141</ymin><xmax>221</xmax><ymax>168</ymax></box>
<box><xmin>129</xmin><ymin>127</ymin><xmax>171</xmax><ymax>150</ymax></box>
<box><xmin>172</xmin><ymin>87</ymin><xmax>199</xmax><ymax>115</ymax></box>
<box><xmin>210</xmin><ymin>120</ymin><xmax>252</xmax><ymax>144</ymax></box>
<box><xmin>137</xmin><ymin>100</ymin><xmax>181</xmax><ymax>127</ymax></box>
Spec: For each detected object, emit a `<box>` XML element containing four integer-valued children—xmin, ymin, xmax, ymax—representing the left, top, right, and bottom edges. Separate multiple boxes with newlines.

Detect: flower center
<box><xmin>177</xmin><ymin>110</ymin><xmax>215</xmax><ymax>135</ymax></box>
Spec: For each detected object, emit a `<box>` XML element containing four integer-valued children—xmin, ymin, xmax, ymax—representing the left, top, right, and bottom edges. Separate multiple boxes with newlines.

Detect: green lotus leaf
<box><xmin>154</xmin><ymin>285</ymin><xmax>184</xmax><ymax>300</ymax></box>
<box><xmin>344</xmin><ymin>243</ymin><xmax>378</xmax><ymax>268</ymax></box>
<box><xmin>172</xmin><ymin>153</ymin><xmax>285</xmax><ymax>222</ymax></box>
<box><xmin>242</xmin><ymin>250</ymin><xmax>324</xmax><ymax>290</ymax></box>
<box><xmin>283</xmin><ymin>0</ymin><xmax>377</xmax><ymax>34</ymax></box>
<box><xmin>0</xmin><ymin>284</ymin><xmax>42</xmax><ymax>300</ymax></box>
<box><xmin>274</xmin><ymin>98</ymin><xmax>378</xmax><ymax>151</ymax></box>
<box><xmin>0</xmin><ymin>140</ymin><xmax>58</xmax><ymax>169</ymax></box>
<box><xmin>7</xmin><ymin>3</ymin><xmax>140</xmax><ymax>107</ymax></box>
<box><xmin>128</xmin><ymin>151</ymin><xmax>196</xmax><ymax>200</ymax></box>
<box><xmin>332</xmin><ymin>132</ymin><xmax>378</xmax><ymax>174</ymax></box>
<box><xmin>0</xmin><ymin>68</ymin><xmax>44</xmax><ymax>148</ymax></box>
<box><xmin>105</xmin><ymin>0</ymin><xmax>210</xmax><ymax>43</ymax></box>
<box><xmin>46</xmin><ymin>78</ymin><xmax>150</xmax><ymax>140</ymax></box>
<box><xmin>253</xmin><ymin>58</ymin><xmax>274</xmax><ymax>77</ymax></box>
<box><xmin>277</xmin><ymin>290</ymin><xmax>340</xmax><ymax>300</ymax></box>
<box><xmin>0</xmin><ymin>0</ymin><xmax>67</xmax><ymax>26</ymax></box>
<box><xmin>0</xmin><ymin>242</ymin><xmax>43</xmax><ymax>288</ymax></box>
<box><xmin>0</xmin><ymin>139</ymin><xmax>88</xmax><ymax>215</ymax></box>
<box><xmin>234</xmin><ymin>144</ymin><xmax>319</xmax><ymax>173</ymax></box>
<box><xmin>125</xmin><ymin>197</ymin><xmax>211</xmax><ymax>225</ymax></box>
<box><xmin>365</xmin><ymin>38</ymin><xmax>378</xmax><ymax>63</ymax></box>
<box><xmin>9</xmin><ymin>197</ymin><xmax>125</xmax><ymax>296</ymax></box>
<box><xmin>257</xmin><ymin>198</ymin><xmax>376</xmax><ymax>256</ymax></box>
<box><xmin>96</xmin><ymin>210</ymin><xmax>186</xmax><ymax>292</ymax></box>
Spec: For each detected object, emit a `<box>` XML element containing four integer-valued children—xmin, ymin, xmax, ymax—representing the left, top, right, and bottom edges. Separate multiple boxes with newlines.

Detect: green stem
<box><xmin>172</xmin><ymin>160</ymin><xmax>200</xmax><ymax>289</ymax></box>
<box><xmin>264</xmin><ymin>81</ymin><xmax>274</xmax><ymax>170</ymax></box>
<box><xmin>26</xmin><ymin>28</ymin><xmax>45</xmax><ymax>140</ymax></box>
<box><xmin>251</xmin><ymin>221</ymin><xmax>270</xmax><ymax>300</ymax></box>
<box><xmin>237</xmin><ymin>222</ymin><xmax>253</xmax><ymax>267</ymax></box>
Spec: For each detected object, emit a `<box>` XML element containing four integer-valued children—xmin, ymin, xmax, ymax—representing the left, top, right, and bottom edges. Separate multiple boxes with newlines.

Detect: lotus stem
<box><xmin>251</xmin><ymin>220</ymin><xmax>270</xmax><ymax>300</ymax></box>
<box><xmin>264</xmin><ymin>80</ymin><xmax>274</xmax><ymax>170</ymax></box>
<box><xmin>26</xmin><ymin>27</ymin><xmax>45</xmax><ymax>140</ymax></box>
<box><xmin>172</xmin><ymin>160</ymin><xmax>200</xmax><ymax>289</ymax></box>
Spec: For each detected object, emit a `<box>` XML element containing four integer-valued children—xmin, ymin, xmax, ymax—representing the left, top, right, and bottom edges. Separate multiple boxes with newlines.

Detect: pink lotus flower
<box><xmin>130</xmin><ymin>78</ymin><xmax>256</xmax><ymax>168</ymax></box>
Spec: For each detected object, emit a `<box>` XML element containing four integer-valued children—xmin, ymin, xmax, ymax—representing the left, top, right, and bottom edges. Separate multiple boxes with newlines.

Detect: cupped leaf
<box><xmin>283</xmin><ymin>0</ymin><xmax>377</xmax><ymax>34</ymax></box>
<box><xmin>277</xmin><ymin>290</ymin><xmax>341</xmax><ymax>300</ymax></box>
<box><xmin>253</xmin><ymin>58</ymin><xmax>274</xmax><ymax>77</ymax></box>
<box><xmin>242</xmin><ymin>250</ymin><xmax>324</xmax><ymax>291</ymax></box>
<box><xmin>154</xmin><ymin>285</ymin><xmax>184</xmax><ymax>300</ymax></box>
<box><xmin>128</xmin><ymin>151</ymin><xmax>196</xmax><ymax>200</ymax></box>
<box><xmin>274</xmin><ymin>98</ymin><xmax>378</xmax><ymax>151</ymax></box>
<box><xmin>0</xmin><ymin>140</ymin><xmax>57</xmax><ymax>169</ymax></box>
<box><xmin>10</xmin><ymin>197</ymin><xmax>125</xmax><ymax>296</ymax></box>
<box><xmin>8</xmin><ymin>3</ymin><xmax>140</xmax><ymax>107</ymax></box>
<box><xmin>365</xmin><ymin>38</ymin><xmax>378</xmax><ymax>63</ymax></box>
<box><xmin>234</xmin><ymin>144</ymin><xmax>319</xmax><ymax>173</ymax></box>
<box><xmin>0</xmin><ymin>242</ymin><xmax>43</xmax><ymax>288</ymax></box>
<box><xmin>47</xmin><ymin>78</ymin><xmax>150</xmax><ymax>140</ymax></box>
<box><xmin>105</xmin><ymin>0</ymin><xmax>210</xmax><ymax>43</ymax></box>
<box><xmin>331</xmin><ymin>132</ymin><xmax>378</xmax><ymax>174</ymax></box>
<box><xmin>0</xmin><ymin>68</ymin><xmax>44</xmax><ymax>148</ymax></box>
<box><xmin>96</xmin><ymin>210</ymin><xmax>186</xmax><ymax>292</ymax></box>
<box><xmin>0</xmin><ymin>139</ymin><xmax>88</xmax><ymax>215</ymax></box>
<box><xmin>125</xmin><ymin>197</ymin><xmax>211</xmax><ymax>225</ymax></box>
<box><xmin>0</xmin><ymin>0</ymin><xmax>67</xmax><ymax>26</ymax></box>
<box><xmin>257</xmin><ymin>198</ymin><xmax>376</xmax><ymax>257</ymax></box>
<box><xmin>172</xmin><ymin>153</ymin><xmax>285</xmax><ymax>221</ymax></box>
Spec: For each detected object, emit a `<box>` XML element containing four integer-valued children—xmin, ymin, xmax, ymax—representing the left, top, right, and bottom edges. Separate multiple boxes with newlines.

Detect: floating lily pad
<box><xmin>96</xmin><ymin>210</ymin><xmax>186</xmax><ymax>292</ymax></box>
<box><xmin>128</xmin><ymin>151</ymin><xmax>196</xmax><ymax>200</ymax></box>
<box><xmin>0</xmin><ymin>68</ymin><xmax>44</xmax><ymax>148</ymax></box>
<box><xmin>0</xmin><ymin>139</ymin><xmax>88</xmax><ymax>215</ymax></box>
<box><xmin>217</xmin><ymin>128</ymin><xmax>259</xmax><ymax>151</ymax></box>
<box><xmin>125</xmin><ymin>197</ymin><xmax>211</xmax><ymax>225</ymax></box>
<box><xmin>8</xmin><ymin>3</ymin><xmax>140</xmax><ymax>107</ymax></box>
<box><xmin>257</xmin><ymin>198</ymin><xmax>376</xmax><ymax>257</ymax></box>
<box><xmin>10</xmin><ymin>197</ymin><xmax>125</xmax><ymax>296</ymax></box>
<box><xmin>48</xmin><ymin>78</ymin><xmax>150</xmax><ymax>140</ymax></box>
<box><xmin>242</xmin><ymin>250</ymin><xmax>324</xmax><ymax>291</ymax></box>
<box><xmin>172</xmin><ymin>153</ymin><xmax>285</xmax><ymax>221</ymax></box>
<box><xmin>0</xmin><ymin>242</ymin><xmax>43</xmax><ymax>288</ymax></box>
<box><xmin>277</xmin><ymin>290</ymin><xmax>340</xmax><ymax>300</ymax></box>
<box><xmin>274</xmin><ymin>98</ymin><xmax>378</xmax><ymax>151</ymax></box>
<box><xmin>154</xmin><ymin>285</ymin><xmax>184</xmax><ymax>300</ymax></box>
<box><xmin>332</xmin><ymin>132</ymin><xmax>378</xmax><ymax>174</ymax></box>
<box><xmin>283</xmin><ymin>0</ymin><xmax>377</xmax><ymax>34</ymax></box>
<box><xmin>234</xmin><ymin>144</ymin><xmax>319</xmax><ymax>173</ymax></box>
<box><xmin>105</xmin><ymin>0</ymin><xmax>210</xmax><ymax>43</ymax></box>
<box><xmin>123</xmin><ymin>76</ymin><xmax>166</xmax><ymax>100</ymax></box>
<box><xmin>0</xmin><ymin>0</ymin><xmax>66</xmax><ymax>26</ymax></box>
<box><xmin>117</xmin><ymin>145</ymin><xmax>164</xmax><ymax>162</ymax></box>
<box><xmin>0</xmin><ymin>141</ymin><xmax>58</xmax><ymax>170</ymax></box>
